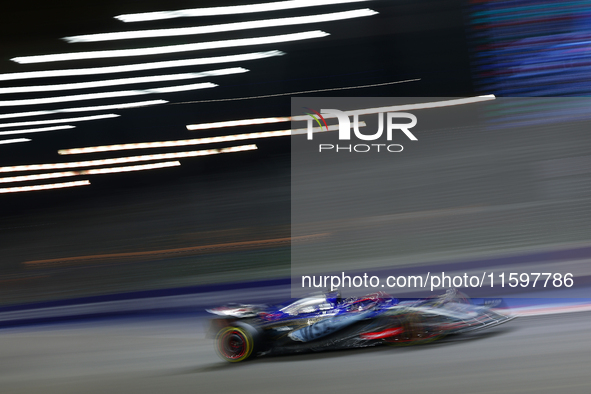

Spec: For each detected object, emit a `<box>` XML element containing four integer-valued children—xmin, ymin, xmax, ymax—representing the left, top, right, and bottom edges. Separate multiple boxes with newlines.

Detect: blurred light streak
<box><xmin>0</xmin><ymin>125</ymin><xmax>75</xmax><ymax>136</ymax></box>
<box><xmin>0</xmin><ymin>114</ymin><xmax>119</xmax><ymax>129</ymax></box>
<box><xmin>23</xmin><ymin>233</ymin><xmax>330</xmax><ymax>267</ymax></box>
<box><xmin>83</xmin><ymin>161</ymin><xmax>180</xmax><ymax>175</ymax></box>
<box><xmin>0</xmin><ymin>138</ymin><xmax>31</xmax><ymax>145</ymax></box>
<box><xmin>290</xmin><ymin>95</ymin><xmax>496</xmax><ymax>121</ymax></box>
<box><xmin>115</xmin><ymin>0</ymin><xmax>371</xmax><ymax>22</ymax></box>
<box><xmin>0</xmin><ymin>51</ymin><xmax>283</xmax><ymax>82</ymax></box>
<box><xmin>0</xmin><ymin>101</ymin><xmax>166</xmax><ymax>121</ymax></box>
<box><xmin>187</xmin><ymin>117</ymin><xmax>291</xmax><ymax>130</ymax></box>
<box><xmin>185</xmin><ymin>96</ymin><xmax>492</xmax><ymax>131</ymax></box>
<box><xmin>0</xmin><ymin>180</ymin><xmax>90</xmax><ymax>194</ymax></box>
<box><xmin>149</xmin><ymin>83</ymin><xmax>216</xmax><ymax>94</ymax></box>
<box><xmin>0</xmin><ymin>145</ymin><xmax>257</xmax><ymax>173</ymax></box>
<box><xmin>0</xmin><ymin>83</ymin><xmax>216</xmax><ymax>107</ymax></box>
<box><xmin>12</xmin><ymin>32</ymin><xmax>328</xmax><ymax>64</ymax></box>
<box><xmin>0</xmin><ymin>275</ymin><xmax>48</xmax><ymax>283</ymax></box>
<box><xmin>177</xmin><ymin>78</ymin><xmax>422</xmax><ymax>104</ymax></box>
<box><xmin>0</xmin><ymin>171</ymin><xmax>77</xmax><ymax>183</ymax></box>
<box><xmin>58</xmin><ymin>124</ymin><xmax>358</xmax><ymax>155</ymax></box>
<box><xmin>0</xmin><ymin>68</ymin><xmax>247</xmax><ymax>94</ymax></box>
<box><xmin>66</xmin><ymin>9</ymin><xmax>377</xmax><ymax>43</ymax></box>
<box><xmin>0</xmin><ymin>161</ymin><xmax>180</xmax><ymax>184</ymax></box>
<box><xmin>58</xmin><ymin>131</ymin><xmax>296</xmax><ymax>154</ymax></box>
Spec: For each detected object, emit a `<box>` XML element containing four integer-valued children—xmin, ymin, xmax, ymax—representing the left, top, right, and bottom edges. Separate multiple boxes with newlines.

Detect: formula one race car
<box><xmin>206</xmin><ymin>289</ymin><xmax>514</xmax><ymax>362</ymax></box>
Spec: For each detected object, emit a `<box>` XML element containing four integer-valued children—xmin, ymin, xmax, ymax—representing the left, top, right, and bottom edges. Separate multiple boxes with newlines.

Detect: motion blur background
<box><xmin>1</xmin><ymin>1</ymin><xmax>591</xmax><ymax>393</ymax></box>
<box><xmin>2</xmin><ymin>0</ymin><xmax>591</xmax><ymax>304</ymax></box>
<box><xmin>1</xmin><ymin>0</ymin><xmax>476</xmax><ymax>305</ymax></box>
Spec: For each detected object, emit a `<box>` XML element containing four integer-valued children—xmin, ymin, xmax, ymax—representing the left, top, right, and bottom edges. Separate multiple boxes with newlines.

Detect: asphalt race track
<box><xmin>1</xmin><ymin>311</ymin><xmax>590</xmax><ymax>394</ymax></box>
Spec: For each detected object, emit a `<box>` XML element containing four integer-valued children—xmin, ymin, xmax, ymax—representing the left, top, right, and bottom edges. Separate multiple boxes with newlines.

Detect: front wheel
<box><xmin>215</xmin><ymin>322</ymin><xmax>260</xmax><ymax>362</ymax></box>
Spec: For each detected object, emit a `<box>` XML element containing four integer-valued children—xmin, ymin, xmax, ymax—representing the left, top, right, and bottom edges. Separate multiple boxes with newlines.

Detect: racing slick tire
<box><xmin>215</xmin><ymin>322</ymin><xmax>261</xmax><ymax>362</ymax></box>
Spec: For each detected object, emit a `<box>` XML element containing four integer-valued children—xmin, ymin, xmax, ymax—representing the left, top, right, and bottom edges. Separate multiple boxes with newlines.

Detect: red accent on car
<box><xmin>259</xmin><ymin>312</ymin><xmax>282</xmax><ymax>321</ymax></box>
<box><xmin>360</xmin><ymin>327</ymin><xmax>404</xmax><ymax>340</ymax></box>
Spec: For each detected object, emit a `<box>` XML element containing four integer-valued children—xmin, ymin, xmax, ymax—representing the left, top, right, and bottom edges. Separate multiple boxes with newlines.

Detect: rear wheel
<box><xmin>215</xmin><ymin>323</ymin><xmax>260</xmax><ymax>362</ymax></box>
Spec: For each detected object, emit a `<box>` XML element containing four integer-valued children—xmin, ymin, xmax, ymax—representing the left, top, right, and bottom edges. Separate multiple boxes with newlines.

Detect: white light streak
<box><xmin>59</xmin><ymin>123</ymin><xmax>361</xmax><ymax>155</ymax></box>
<box><xmin>0</xmin><ymin>83</ymin><xmax>216</xmax><ymax>107</ymax></box>
<box><xmin>178</xmin><ymin>79</ymin><xmax>421</xmax><ymax>104</ymax></box>
<box><xmin>0</xmin><ymin>114</ymin><xmax>119</xmax><ymax>129</ymax></box>
<box><xmin>0</xmin><ymin>172</ymin><xmax>78</xmax><ymax>183</ymax></box>
<box><xmin>0</xmin><ymin>138</ymin><xmax>31</xmax><ymax>145</ymax></box>
<box><xmin>116</xmin><ymin>0</ymin><xmax>371</xmax><ymax>22</ymax></box>
<box><xmin>148</xmin><ymin>83</ymin><xmax>216</xmax><ymax>94</ymax></box>
<box><xmin>0</xmin><ymin>51</ymin><xmax>282</xmax><ymax>82</ymax></box>
<box><xmin>60</xmin><ymin>132</ymin><xmax>289</xmax><ymax>154</ymax></box>
<box><xmin>188</xmin><ymin>96</ymin><xmax>488</xmax><ymax>130</ymax></box>
<box><xmin>67</xmin><ymin>10</ymin><xmax>376</xmax><ymax>43</ymax></box>
<box><xmin>0</xmin><ymin>68</ymin><xmax>247</xmax><ymax>94</ymax></box>
<box><xmin>0</xmin><ymin>125</ymin><xmax>75</xmax><ymax>136</ymax></box>
<box><xmin>12</xmin><ymin>32</ymin><xmax>327</xmax><ymax>64</ymax></box>
<box><xmin>184</xmin><ymin>95</ymin><xmax>492</xmax><ymax>134</ymax></box>
<box><xmin>83</xmin><ymin>161</ymin><xmax>180</xmax><ymax>175</ymax></box>
<box><xmin>187</xmin><ymin>117</ymin><xmax>291</xmax><ymax>130</ymax></box>
<box><xmin>0</xmin><ymin>161</ymin><xmax>181</xmax><ymax>184</ymax></box>
<box><xmin>291</xmin><ymin>95</ymin><xmax>497</xmax><ymax>121</ymax></box>
<box><xmin>0</xmin><ymin>145</ymin><xmax>257</xmax><ymax>173</ymax></box>
<box><xmin>0</xmin><ymin>101</ymin><xmax>166</xmax><ymax>121</ymax></box>
<box><xmin>0</xmin><ymin>180</ymin><xmax>90</xmax><ymax>194</ymax></box>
